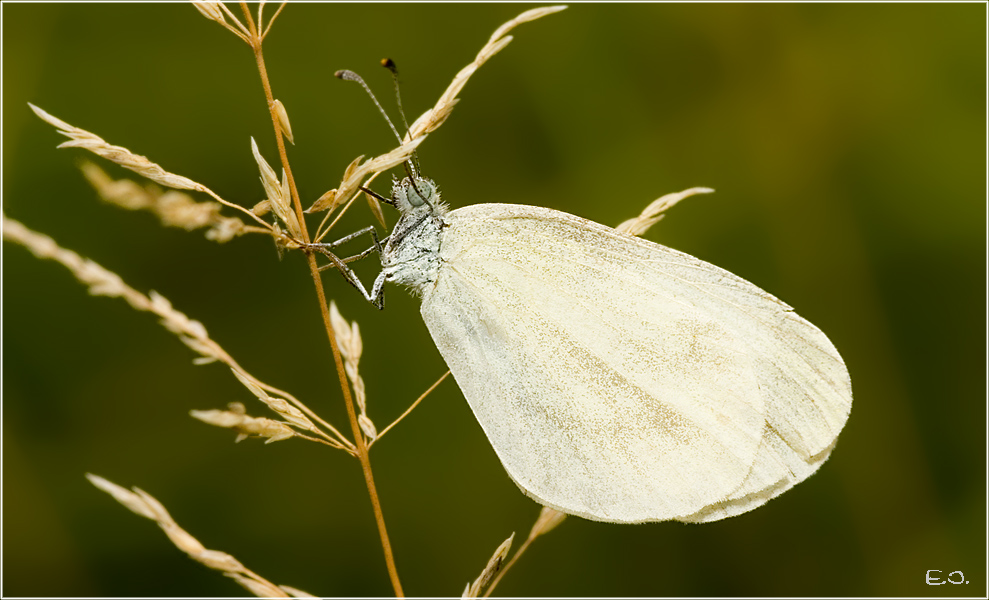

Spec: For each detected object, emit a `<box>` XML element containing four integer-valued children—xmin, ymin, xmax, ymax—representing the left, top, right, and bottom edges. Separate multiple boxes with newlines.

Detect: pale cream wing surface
<box><xmin>419</xmin><ymin>204</ymin><xmax>852</xmax><ymax>524</ymax></box>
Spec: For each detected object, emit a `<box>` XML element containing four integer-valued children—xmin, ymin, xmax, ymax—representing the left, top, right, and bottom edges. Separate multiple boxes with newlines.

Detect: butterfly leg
<box><xmin>308</xmin><ymin>226</ymin><xmax>388</xmax><ymax>309</ymax></box>
<box><xmin>311</xmin><ymin>226</ymin><xmax>387</xmax><ymax>254</ymax></box>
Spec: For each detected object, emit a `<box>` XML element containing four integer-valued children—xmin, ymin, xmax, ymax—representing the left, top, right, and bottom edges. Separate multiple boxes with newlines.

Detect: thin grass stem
<box><xmin>370</xmin><ymin>370</ymin><xmax>451</xmax><ymax>448</ymax></box>
<box><xmin>239</xmin><ymin>3</ymin><xmax>404</xmax><ymax>596</ymax></box>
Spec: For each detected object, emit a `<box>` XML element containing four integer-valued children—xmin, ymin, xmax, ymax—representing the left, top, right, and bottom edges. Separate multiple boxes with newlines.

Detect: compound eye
<box><xmin>406</xmin><ymin>178</ymin><xmax>436</xmax><ymax>207</ymax></box>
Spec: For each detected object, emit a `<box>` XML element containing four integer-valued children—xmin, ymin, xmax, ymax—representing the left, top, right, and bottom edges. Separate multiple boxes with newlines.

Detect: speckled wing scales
<box><xmin>419</xmin><ymin>204</ymin><xmax>852</xmax><ymax>524</ymax></box>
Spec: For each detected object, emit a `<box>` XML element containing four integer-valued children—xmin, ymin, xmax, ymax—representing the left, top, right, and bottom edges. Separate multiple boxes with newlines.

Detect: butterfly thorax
<box><xmin>379</xmin><ymin>176</ymin><xmax>448</xmax><ymax>295</ymax></box>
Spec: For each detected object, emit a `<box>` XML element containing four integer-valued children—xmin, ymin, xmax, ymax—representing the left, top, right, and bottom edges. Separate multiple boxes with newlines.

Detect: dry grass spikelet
<box><xmin>230</xmin><ymin>368</ymin><xmax>318</xmax><ymax>434</ymax></box>
<box><xmin>29</xmin><ymin>103</ymin><xmax>206</xmax><ymax>192</ymax></box>
<box><xmin>251</xmin><ymin>137</ymin><xmax>302</xmax><ymax>237</ymax></box>
<box><xmin>463</xmin><ymin>533</ymin><xmax>515</xmax><ymax>598</ymax></box>
<box><xmin>481</xmin><ymin>507</ymin><xmax>568</xmax><ymax>597</ymax></box>
<box><xmin>30</xmin><ymin>103</ymin><xmax>280</xmax><ymax>233</ymax></box>
<box><xmin>307</xmin><ymin>136</ymin><xmax>426</xmax><ymax>214</ymax></box>
<box><xmin>191</xmin><ymin>402</ymin><xmax>296</xmax><ymax>443</ymax></box>
<box><xmin>192</xmin><ymin>1</ymin><xmax>251</xmax><ymax>43</ymax></box>
<box><xmin>407</xmin><ymin>5</ymin><xmax>568</xmax><ymax>141</ymax></box>
<box><xmin>529</xmin><ymin>506</ymin><xmax>568</xmax><ymax>537</ymax></box>
<box><xmin>616</xmin><ymin>187</ymin><xmax>715</xmax><ymax>237</ymax></box>
<box><xmin>85</xmin><ymin>473</ymin><xmax>309</xmax><ymax>598</ymax></box>
<box><xmin>81</xmin><ymin>162</ymin><xmax>251</xmax><ymax>242</ymax></box>
<box><xmin>272</xmin><ymin>99</ymin><xmax>295</xmax><ymax>145</ymax></box>
<box><xmin>4</xmin><ymin>215</ymin><xmax>226</xmax><ymax>369</ymax></box>
<box><xmin>3</xmin><ymin>215</ymin><xmax>206</xmax><ymax>334</ymax></box>
<box><xmin>330</xmin><ymin>301</ymin><xmax>376</xmax><ymax>441</ymax></box>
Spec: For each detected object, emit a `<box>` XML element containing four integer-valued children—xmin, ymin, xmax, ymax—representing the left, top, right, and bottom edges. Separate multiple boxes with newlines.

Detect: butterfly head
<box><xmin>392</xmin><ymin>175</ymin><xmax>440</xmax><ymax>214</ymax></box>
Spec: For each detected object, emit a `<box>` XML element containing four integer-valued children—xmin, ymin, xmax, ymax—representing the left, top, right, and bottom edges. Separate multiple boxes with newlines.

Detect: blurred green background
<box><xmin>3</xmin><ymin>3</ymin><xmax>985</xmax><ymax>597</ymax></box>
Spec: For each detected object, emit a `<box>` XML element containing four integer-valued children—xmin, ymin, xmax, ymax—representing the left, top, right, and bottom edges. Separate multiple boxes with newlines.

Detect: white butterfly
<box><xmin>331</xmin><ymin>174</ymin><xmax>852</xmax><ymax>525</ymax></box>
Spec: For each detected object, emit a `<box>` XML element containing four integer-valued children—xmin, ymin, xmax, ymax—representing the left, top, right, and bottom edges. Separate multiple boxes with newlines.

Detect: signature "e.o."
<box><xmin>926</xmin><ymin>570</ymin><xmax>967</xmax><ymax>585</ymax></box>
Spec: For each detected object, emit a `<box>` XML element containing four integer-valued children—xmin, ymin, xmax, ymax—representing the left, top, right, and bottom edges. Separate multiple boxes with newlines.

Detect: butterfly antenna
<box><xmin>381</xmin><ymin>58</ymin><xmax>423</xmax><ymax>180</ymax></box>
<box><xmin>336</xmin><ymin>65</ymin><xmax>429</xmax><ymax>206</ymax></box>
<box><xmin>335</xmin><ymin>69</ymin><xmax>403</xmax><ymax>145</ymax></box>
<box><xmin>381</xmin><ymin>59</ymin><xmax>411</xmax><ymax>135</ymax></box>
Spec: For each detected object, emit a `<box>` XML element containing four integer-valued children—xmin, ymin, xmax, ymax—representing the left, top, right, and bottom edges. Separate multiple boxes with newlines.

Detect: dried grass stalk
<box><xmin>260</xmin><ymin>3</ymin><xmax>289</xmax><ymax>41</ymax></box>
<box><xmin>227</xmin><ymin>574</ymin><xmax>289</xmax><ymax>598</ymax></box>
<box><xmin>81</xmin><ymin>162</ymin><xmax>252</xmax><ymax>242</ymax></box>
<box><xmin>464</xmin><ymin>533</ymin><xmax>515</xmax><ymax>598</ymax></box>
<box><xmin>370</xmin><ymin>369</ymin><xmax>451</xmax><ymax>447</ymax></box>
<box><xmin>85</xmin><ymin>474</ymin><xmax>310</xmax><ymax>598</ymax></box>
<box><xmin>3</xmin><ymin>215</ymin><xmax>354</xmax><ymax>452</ymax></box>
<box><xmin>407</xmin><ymin>5</ymin><xmax>567</xmax><ymax>141</ymax></box>
<box><xmin>278</xmin><ymin>585</ymin><xmax>318</xmax><ymax>598</ymax></box>
<box><xmin>616</xmin><ymin>187</ymin><xmax>714</xmax><ymax>237</ymax></box>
